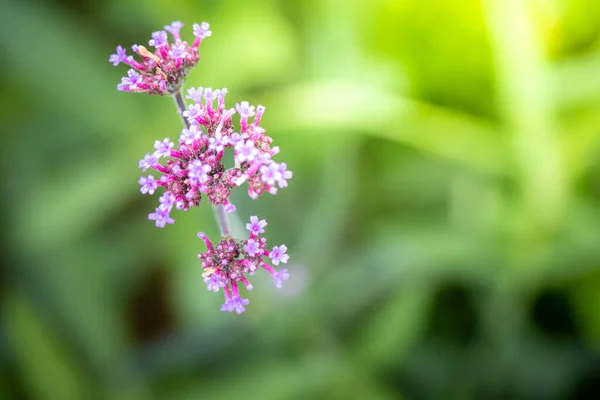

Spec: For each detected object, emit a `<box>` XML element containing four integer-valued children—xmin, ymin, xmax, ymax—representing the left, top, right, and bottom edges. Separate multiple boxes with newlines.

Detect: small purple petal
<box><xmin>260</xmin><ymin>161</ymin><xmax>283</xmax><ymax>186</ymax></box>
<box><xmin>180</xmin><ymin>125</ymin><xmax>201</xmax><ymax>144</ymax></box>
<box><xmin>193</xmin><ymin>22</ymin><xmax>212</xmax><ymax>39</ymax></box>
<box><xmin>204</xmin><ymin>274</ymin><xmax>227</xmax><ymax>292</ymax></box>
<box><xmin>246</xmin><ymin>216</ymin><xmax>267</xmax><ymax>235</ymax></box>
<box><xmin>188</xmin><ymin>160</ymin><xmax>211</xmax><ymax>184</ymax></box>
<box><xmin>186</xmin><ymin>87</ymin><xmax>204</xmax><ymax>103</ymax></box>
<box><xmin>138</xmin><ymin>153</ymin><xmax>157</xmax><ymax>171</ymax></box>
<box><xmin>148</xmin><ymin>205</ymin><xmax>175</xmax><ymax>228</ymax></box>
<box><xmin>164</xmin><ymin>21</ymin><xmax>184</xmax><ymax>39</ymax></box>
<box><xmin>277</xmin><ymin>162</ymin><xmax>293</xmax><ymax>188</ymax></box>
<box><xmin>269</xmin><ymin>245</ymin><xmax>289</xmax><ymax>266</ymax></box>
<box><xmin>244</xmin><ymin>239</ymin><xmax>260</xmax><ymax>257</ymax></box>
<box><xmin>153</xmin><ymin>138</ymin><xmax>174</xmax><ymax>158</ymax></box>
<box><xmin>272</xmin><ymin>269</ymin><xmax>290</xmax><ymax>289</ymax></box>
<box><xmin>203</xmin><ymin>88</ymin><xmax>217</xmax><ymax>105</ymax></box>
<box><xmin>149</xmin><ymin>31</ymin><xmax>168</xmax><ymax>47</ymax></box>
<box><xmin>109</xmin><ymin>45</ymin><xmax>128</xmax><ymax>66</ymax></box>
<box><xmin>138</xmin><ymin>175</ymin><xmax>158</xmax><ymax>195</ymax></box>
<box><xmin>235</xmin><ymin>101</ymin><xmax>255</xmax><ymax>118</ymax></box>
<box><xmin>235</xmin><ymin>140</ymin><xmax>258</xmax><ymax>163</ymax></box>
<box><xmin>169</xmin><ymin>43</ymin><xmax>188</xmax><ymax>59</ymax></box>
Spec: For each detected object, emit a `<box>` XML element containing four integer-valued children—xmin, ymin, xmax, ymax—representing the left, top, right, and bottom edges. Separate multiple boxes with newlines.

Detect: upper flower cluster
<box><xmin>138</xmin><ymin>86</ymin><xmax>292</xmax><ymax>228</ymax></box>
<box><xmin>199</xmin><ymin>216</ymin><xmax>289</xmax><ymax>313</ymax></box>
<box><xmin>109</xmin><ymin>21</ymin><xmax>212</xmax><ymax>95</ymax></box>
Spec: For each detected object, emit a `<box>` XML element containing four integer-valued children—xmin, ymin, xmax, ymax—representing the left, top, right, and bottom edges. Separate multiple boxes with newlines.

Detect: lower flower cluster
<box><xmin>198</xmin><ymin>216</ymin><xmax>289</xmax><ymax>314</ymax></box>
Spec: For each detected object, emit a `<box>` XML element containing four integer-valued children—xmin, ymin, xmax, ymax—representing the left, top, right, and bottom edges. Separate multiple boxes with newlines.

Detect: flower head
<box><xmin>110</xmin><ymin>21</ymin><xmax>209</xmax><ymax>95</ymax></box>
<box><xmin>198</xmin><ymin>216</ymin><xmax>290</xmax><ymax>314</ymax></box>
<box><xmin>133</xmin><ymin>85</ymin><xmax>291</xmax><ymax>224</ymax></box>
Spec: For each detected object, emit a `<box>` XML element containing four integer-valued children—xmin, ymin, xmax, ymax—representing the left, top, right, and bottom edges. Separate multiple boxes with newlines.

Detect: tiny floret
<box><xmin>109</xmin><ymin>45</ymin><xmax>128</xmax><ymax>66</ymax></box>
<box><xmin>154</xmin><ymin>138</ymin><xmax>174</xmax><ymax>158</ymax></box>
<box><xmin>272</xmin><ymin>268</ymin><xmax>289</xmax><ymax>288</ymax></box>
<box><xmin>235</xmin><ymin>140</ymin><xmax>258</xmax><ymax>163</ymax></box>
<box><xmin>235</xmin><ymin>101</ymin><xmax>256</xmax><ymax>118</ymax></box>
<box><xmin>149</xmin><ymin>31</ymin><xmax>168</xmax><ymax>47</ymax></box>
<box><xmin>139</xmin><ymin>175</ymin><xmax>158</xmax><ymax>195</ymax></box>
<box><xmin>138</xmin><ymin>153</ymin><xmax>157</xmax><ymax>171</ymax></box>
<box><xmin>246</xmin><ymin>216</ymin><xmax>267</xmax><ymax>235</ymax></box>
<box><xmin>193</xmin><ymin>22</ymin><xmax>212</xmax><ymax>39</ymax></box>
<box><xmin>269</xmin><ymin>245</ymin><xmax>289</xmax><ymax>266</ymax></box>
<box><xmin>148</xmin><ymin>206</ymin><xmax>175</xmax><ymax>228</ymax></box>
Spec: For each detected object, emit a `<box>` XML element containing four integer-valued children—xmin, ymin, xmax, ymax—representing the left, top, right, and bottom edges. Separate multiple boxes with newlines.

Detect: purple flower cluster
<box><xmin>138</xmin><ymin>86</ymin><xmax>292</xmax><ymax>228</ymax></box>
<box><xmin>111</xmin><ymin>20</ymin><xmax>293</xmax><ymax>314</ymax></box>
<box><xmin>109</xmin><ymin>21</ymin><xmax>211</xmax><ymax>95</ymax></box>
<box><xmin>199</xmin><ymin>216</ymin><xmax>289</xmax><ymax>313</ymax></box>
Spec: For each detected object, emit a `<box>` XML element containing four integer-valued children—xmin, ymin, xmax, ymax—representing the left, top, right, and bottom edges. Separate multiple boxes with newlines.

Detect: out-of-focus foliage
<box><xmin>3</xmin><ymin>0</ymin><xmax>600</xmax><ymax>398</ymax></box>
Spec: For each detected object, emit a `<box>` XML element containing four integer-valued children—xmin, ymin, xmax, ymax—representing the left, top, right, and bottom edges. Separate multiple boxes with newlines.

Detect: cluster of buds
<box><xmin>137</xmin><ymin>86</ymin><xmax>292</xmax><ymax>228</ymax></box>
<box><xmin>109</xmin><ymin>21</ymin><xmax>212</xmax><ymax>95</ymax></box>
<box><xmin>199</xmin><ymin>216</ymin><xmax>289</xmax><ymax>313</ymax></box>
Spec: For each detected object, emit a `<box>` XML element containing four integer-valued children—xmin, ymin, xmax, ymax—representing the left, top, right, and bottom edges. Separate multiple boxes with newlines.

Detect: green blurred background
<box><xmin>3</xmin><ymin>0</ymin><xmax>600</xmax><ymax>398</ymax></box>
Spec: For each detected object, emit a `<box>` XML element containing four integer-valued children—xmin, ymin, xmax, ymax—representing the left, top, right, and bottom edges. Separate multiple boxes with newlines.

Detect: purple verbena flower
<box><xmin>260</xmin><ymin>161</ymin><xmax>282</xmax><ymax>186</ymax></box>
<box><xmin>228</xmin><ymin>296</ymin><xmax>250</xmax><ymax>314</ymax></box>
<box><xmin>208</xmin><ymin>132</ymin><xmax>228</xmax><ymax>152</ymax></box>
<box><xmin>204</xmin><ymin>273</ymin><xmax>227</xmax><ymax>292</ymax></box>
<box><xmin>164</xmin><ymin>21</ymin><xmax>184</xmax><ymax>41</ymax></box>
<box><xmin>244</xmin><ymin>238</ymin><xmax>260</xmax><ymax>257</ymax></box>
<box><xmin>196</xmin><ymin>217</ymin><xmax>290</xmax><ymax>313</ymax></box>
<box><xmin>272</xmin><ymin>268</ymin><xmax>289</xmax><ymax>289</ymax></box>
<box><xmin>277</xmin><ymin>162</ymin><xmax>293</xmax><ymax>188</ymax></box>
<box><xmin>154</xmin><ymin>138</ymin><xmax>174</xmax><ymax>158</ymax></box>
<box><xmin>139</xmin><ymin>175</ymin><xmax>158</xmax><ymax>195</ymax></box>
<box><xmin>235</xmin><ymin>101</ymin><xmax>255</xmax><ymax>118</ymax></box>
<box><xmin>269</xmin><ymin>245</ymin><xmax>289</xmax><ymax>266</ymax></box>
<box><xmin>193</xmin><ymin>22</ymin><xmax>212</xmax><ymax>39</ymax></box>
<box><xmin>186</xmin><ymin>87</ymin><xmax>204</xmax><ymax>103</ymax></box>
<box><xmin>169</xmin><ymin>42</ymin><xmax>188</xmax><ymax>60</ymax></box>
<box><xmin>149</xmin><ymin>31</ymin><xmax>168</xmax><ymax>47</ymax></box>
<box><xmin>180</xmin><ymin>125</ymin><xmax>202</xmax><ymax>144</ymax></box>
<box><xmin>188</xmin><ymin>160</ymin><xmax>211</xmax><ymax>184</ymax></box>
<box><xmin>148</xmin><ymin>205</ymin><xmax>175</xmax><ymax>228</ymax></box>
<box><xmin>109</xmin><ymin>45</ymin><xmax>128</xmax><ymax>66</ymax></box>
<box><xmin>118</xmin><ymin>69</ymin><xmax>143</xmax><ymax>91</ymax></box>
<box><xmin>159</xmin><ymin>192</ymin><xmax>176</xmax><ymax>209</ymax></box>
<box><xmin>138</xmin><ymin>152</ymin><xmax>157</xmax><ymax>171</ymax></box>
<box><xmin>235</xmin><ymin>140</ymin><xmax>258</xmax><ymax>164</ymax></box>
<box><xmin>246</xmin><ymin>216</ymin><xmax>267</xmax><ymax>236</ymax></box>
<box><xmin>203</xmin><ymin>88</ymin><xmax>217</xmax><ymax>106</ymax></box>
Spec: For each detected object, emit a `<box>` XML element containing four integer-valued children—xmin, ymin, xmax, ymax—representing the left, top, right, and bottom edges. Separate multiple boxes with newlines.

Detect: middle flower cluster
<box><xmin>138</xmin><ymin>87</ymin><xmax>292</xmax><ymax>228</ymax></box>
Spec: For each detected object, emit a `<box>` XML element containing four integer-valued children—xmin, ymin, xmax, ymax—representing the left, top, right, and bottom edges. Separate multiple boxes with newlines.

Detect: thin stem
<box><xmin>173</xmin><ymin>90</ymin><xmax>191</xmax><ymax>129</ymax></box>
<box><xmin>214</xmin><ymin>204</ymin><xmax>231</xmax><ymax>237</ymax></box>
<box><xmin>171</xmin><ymin>89</ymin><xmax>232</xmax><ymax>238</ymax></box>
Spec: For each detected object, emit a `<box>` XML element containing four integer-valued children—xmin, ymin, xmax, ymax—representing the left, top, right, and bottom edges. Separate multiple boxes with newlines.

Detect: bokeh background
<box><xmin>3</xmin><ymin>0</ymin><xmax>600</xmax><ymax>398</ymax></box>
